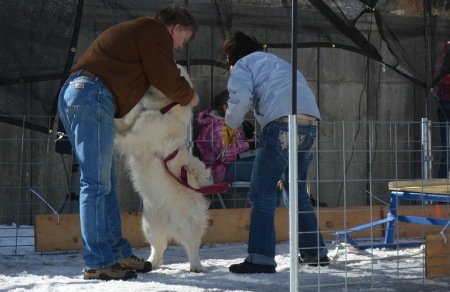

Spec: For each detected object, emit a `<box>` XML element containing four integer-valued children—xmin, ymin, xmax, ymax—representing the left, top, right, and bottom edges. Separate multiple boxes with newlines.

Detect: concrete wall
<box><xmin>1</xmin><ymin>1</ymin><xmax>450</xmax><ymax>224</ymax></box>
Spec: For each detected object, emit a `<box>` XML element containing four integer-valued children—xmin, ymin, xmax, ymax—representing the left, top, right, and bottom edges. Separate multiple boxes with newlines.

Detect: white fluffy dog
<box><xmin>114</xmin><ymin>65</ymin><xmax>212</xmax><ymax>273</ymax></box>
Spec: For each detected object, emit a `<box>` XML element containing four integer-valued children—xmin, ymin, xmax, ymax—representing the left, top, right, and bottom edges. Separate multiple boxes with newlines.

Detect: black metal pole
<box><xmin>424</xmin><ymin>0</ymin><xmax>432</xmax><ymax>117</ymax></box>
<box><xmin>291</xmin><ymin>1</ymin><xmax>297</xmax><ymax>115</ymax></box>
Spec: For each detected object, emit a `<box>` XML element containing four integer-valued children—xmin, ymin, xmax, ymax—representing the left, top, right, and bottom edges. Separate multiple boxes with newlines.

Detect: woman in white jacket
<box><xmin>219</xmin><ymin>31</ymin><xmax>329</xmax><ymax>274</ymax></box>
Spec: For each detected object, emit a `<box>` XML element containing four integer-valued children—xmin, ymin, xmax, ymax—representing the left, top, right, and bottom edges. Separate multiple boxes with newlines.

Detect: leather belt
<box><xmin>71</xmin><ymin>69</ymin><xmax>98</xmax><ymax>79</ymax></box>
<box><xmin>275</xmin><ymin>114</ymin><xmax>317</xmax><ymax>125</ymax></box>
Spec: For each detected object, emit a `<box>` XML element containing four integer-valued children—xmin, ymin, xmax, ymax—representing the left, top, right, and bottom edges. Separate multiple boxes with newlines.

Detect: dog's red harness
<box><xmin>160</xmin><ymin>102</ymin><xmax>229</xmax><ymax>194</ymax></box>
<box><xmin>160</xmin><ymin>102</ymin><xmax>179</xmax><ymax>114</ymax></box>
<box><xmin>163</xmin><ymin>149</ymin><xmax>229</xmax><ymax>194</ymax></box>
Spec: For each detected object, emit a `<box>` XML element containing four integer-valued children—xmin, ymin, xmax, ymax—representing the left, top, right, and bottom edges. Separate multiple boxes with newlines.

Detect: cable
<box><xmin>336</xmin><ymin>12</ymin><xmax>376</xmax><ymax>206</ymax></box>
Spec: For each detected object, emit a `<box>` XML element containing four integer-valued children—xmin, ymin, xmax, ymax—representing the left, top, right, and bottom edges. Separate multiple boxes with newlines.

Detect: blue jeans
<box><xmin>57</xmin><ymin>71</ymin><xmax>132</xmax><ymax>269</ymax></box>
<box><xmin>246</xmin><ymin>121</ymin><xmax>328</xmax><ymax>267</ymax></box>
<box><xmin>225</xmin><ymin>156</ymin><xmax>283</xmax><ymax>206</ymax></box>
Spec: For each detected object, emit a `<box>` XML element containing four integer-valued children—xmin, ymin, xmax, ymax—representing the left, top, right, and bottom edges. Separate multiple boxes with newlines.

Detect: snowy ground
<box><xmin>1</xmin><ymin>224</ymin><xmax>450</xmax><ymax>292</ymax></box>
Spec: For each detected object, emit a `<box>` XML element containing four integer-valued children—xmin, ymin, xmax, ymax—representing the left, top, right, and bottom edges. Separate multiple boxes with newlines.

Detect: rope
<box><xmin>29</xmin><ymin>189</ymin><xmax>60</xmax><ymax>224</ymax></box>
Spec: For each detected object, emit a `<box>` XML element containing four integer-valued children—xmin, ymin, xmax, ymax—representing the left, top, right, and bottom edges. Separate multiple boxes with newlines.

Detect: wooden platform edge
<box><xmin>425</xmin><ymin>233</ymin><xmax>450</xmax><ymax>278</ymax></box>
<box><xmin>35</xmin><ymin>205</ymin><xmax>450</xmax><ymax>253</ymax></box>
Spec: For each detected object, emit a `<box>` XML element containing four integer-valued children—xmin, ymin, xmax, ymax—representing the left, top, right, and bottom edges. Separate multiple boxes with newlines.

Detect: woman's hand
<box><xmin>222</xmin><ymin>124</ymin><xmax>236</xmax><ymax>146</ymax></box>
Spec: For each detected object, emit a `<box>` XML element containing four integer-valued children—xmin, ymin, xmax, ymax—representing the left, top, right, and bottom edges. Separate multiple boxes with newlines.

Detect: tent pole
<box><xmin>289</xmin><ymin>1</ymin><xmax>299</xmax><ymax>292</ymax></box>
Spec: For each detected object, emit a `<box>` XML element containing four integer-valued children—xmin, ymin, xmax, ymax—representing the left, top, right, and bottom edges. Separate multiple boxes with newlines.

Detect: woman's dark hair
<box><xmin>213</xmin><ymin>90</ymin><xmax>229</xmax><ymax>117</ymax></box>
<box><xmin>155</xmin><ymin>4</ymin><xmax>198</xmax><ymax>40</ymax></box>
<box><xmin>219</xmin><ymin>31</ymin><xmax>264</xmax><ymax>71</ymax></box>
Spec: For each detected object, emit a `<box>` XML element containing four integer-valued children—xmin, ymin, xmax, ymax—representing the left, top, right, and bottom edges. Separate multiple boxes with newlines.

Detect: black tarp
<box><xmin>0</xmin><ymin>0</ymin><xmax>83</xmax><ymax>133</ymax></box>
<box><xmin>0</xmin><ymin>0</ymin><xmax>448</xmax><ymax>134</ymax></box>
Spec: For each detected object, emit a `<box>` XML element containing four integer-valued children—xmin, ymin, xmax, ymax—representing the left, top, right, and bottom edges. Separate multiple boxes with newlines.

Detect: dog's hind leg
<box><xmin>178</xmin><ymin>236</ymin><xmax>203</xmax><ymax>273</ymax></box>
<box><xmin>175</xmin><ymin>215</ymin><xmax>206</xmax><ymax>273</ymax></box>
<box><xmin>142</xmin><ymin>212</ymin><xmax>167</xmax><ymax>268</ymax></box>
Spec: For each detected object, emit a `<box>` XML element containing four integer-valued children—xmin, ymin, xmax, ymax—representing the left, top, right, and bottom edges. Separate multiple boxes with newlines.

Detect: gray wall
<box><xmin>1</xmin><ymin>1</ymin><xmax>450</xmax><ymax>224</ymax></box>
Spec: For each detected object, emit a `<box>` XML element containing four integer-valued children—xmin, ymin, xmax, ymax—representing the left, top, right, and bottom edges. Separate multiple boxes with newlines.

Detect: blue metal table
<box><xmin>335</xmin><ymin>179</ymin><xmax>450</xmax><ymax>249</ymax></box>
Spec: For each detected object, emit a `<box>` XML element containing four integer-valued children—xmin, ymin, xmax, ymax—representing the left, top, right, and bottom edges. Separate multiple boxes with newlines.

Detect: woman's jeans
<box><xmin>225</xmin><ymin>156</ymin><xmax>284</xmax><ymax>206</ymax></box>
<box><xmin>57</xmin><ymin>71</ymin><xmax>132</xmax><ymax>269</ymax></box>
<box><xmin>246</xmin><ymin>121</ymin><xmax>328</xmax><ymax>267</ymax></box>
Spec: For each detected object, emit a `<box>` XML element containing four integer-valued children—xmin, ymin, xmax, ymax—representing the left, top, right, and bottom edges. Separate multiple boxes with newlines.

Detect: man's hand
<box><xmin>222</xmin><ymin>124</ymin><xmax>236</xmax><ymax>146</ymax></box>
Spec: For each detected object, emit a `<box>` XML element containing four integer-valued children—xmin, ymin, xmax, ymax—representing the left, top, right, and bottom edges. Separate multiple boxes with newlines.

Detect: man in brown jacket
<box><xmin>57</xmin><ymin>4</ymin><xmax>199</xmax><ymax>281</ymax></box>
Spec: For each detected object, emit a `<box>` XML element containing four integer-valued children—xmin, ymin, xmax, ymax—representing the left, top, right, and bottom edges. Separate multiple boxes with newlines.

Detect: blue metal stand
<box><xmin>335</xmin><ymin>191</ymin><xmax>450</xmax><ymax>250</ymax></box>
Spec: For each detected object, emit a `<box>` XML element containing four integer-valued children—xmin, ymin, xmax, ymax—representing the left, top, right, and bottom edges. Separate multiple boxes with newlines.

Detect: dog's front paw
<box><xmin>204</xmin><ymin>173</ymin><xmax>214</xmax><ymax>186</ymax></box>
<box><xmin>191</xmin><ymin>167</ymin><xmax>213</xmax><ymax>187</ymax></box>
<box><xmin>114</xmin><ymin>119</ymin><xmax>130</xmax><ymax>134</ymax></box>
<box><xmin>114</xmin><ymin>132</ymin><xmax>127</xmax><ymax>149</ymax></box>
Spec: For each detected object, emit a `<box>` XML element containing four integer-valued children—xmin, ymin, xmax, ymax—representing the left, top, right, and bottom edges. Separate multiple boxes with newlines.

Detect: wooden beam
<box><xmin>34</xmin><ymin>212</ymin><xmax>148</xmax><ymax>252</ymax></box>
<box><xmin>35</xmin><ymin>213</ymin><xmax>82</xmax><ymax>252</ymax></box>
<box><xmin>317</xmin><ymin>205</ymin><xmax>386</xmax><ymax>240</ymax></box>
<box><xmin>425</xmin><ymin>233</ymin><xmax>450</xmax><ymax>278</ymax></box>
<box><xmin>35</xmin><ymin>205</ymin><xmax>449</xmax><ymax>253</ymax></box>
<box><xmin>203</xmin><ymin>208</ymin><xmax>289</xmax><ymax>243</ymax></box>
<box><xmin>389</xmin><ymin>179</ymin><xmax>450</xmax><ymax>195</ymax></box>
